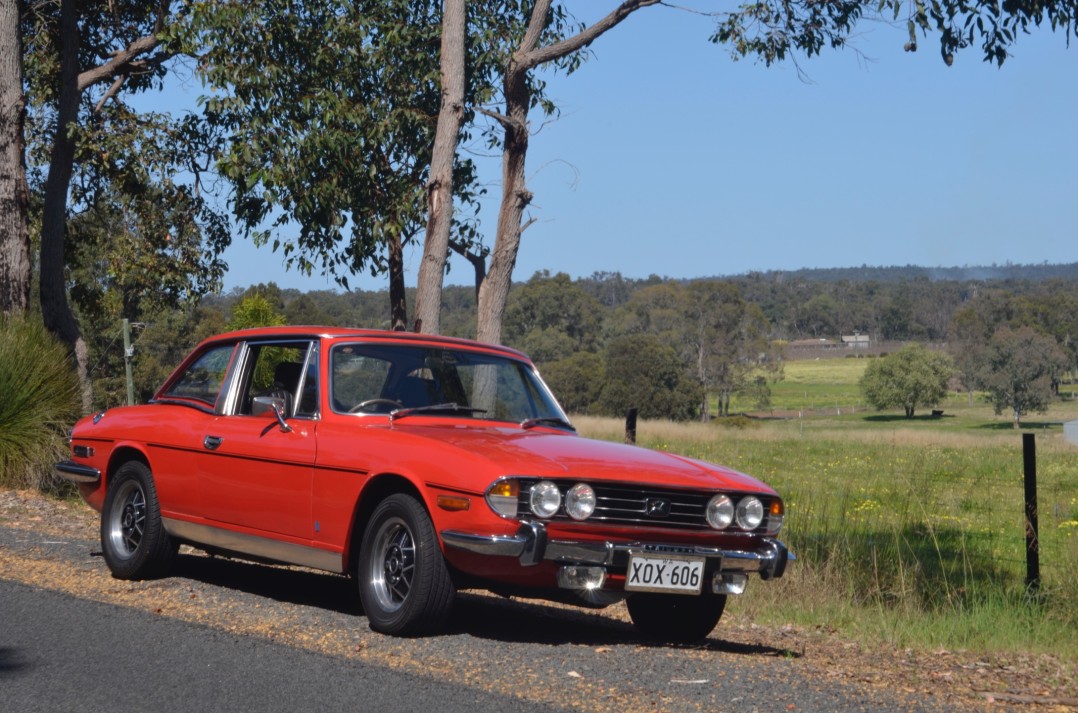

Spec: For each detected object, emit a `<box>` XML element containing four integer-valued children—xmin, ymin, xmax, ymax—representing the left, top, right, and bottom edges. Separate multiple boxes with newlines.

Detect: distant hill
<box><xmin>711</xmin><ymin>263</ymin><xmax>1078</xmax><ymax>284</ymax></box>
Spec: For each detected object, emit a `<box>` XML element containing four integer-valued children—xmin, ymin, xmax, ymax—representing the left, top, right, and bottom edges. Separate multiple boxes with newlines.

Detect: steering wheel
<box><xmin>349</xmin><ymin>398</ymin><xmax>404</xmax><ymax>414</ymax></box>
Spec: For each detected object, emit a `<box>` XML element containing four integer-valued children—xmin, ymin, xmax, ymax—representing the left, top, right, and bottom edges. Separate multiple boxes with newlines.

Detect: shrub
<box><xmin>0</xmin><ymin>316</ymin><xmax>82</xmax><ymax>491</ymax></box>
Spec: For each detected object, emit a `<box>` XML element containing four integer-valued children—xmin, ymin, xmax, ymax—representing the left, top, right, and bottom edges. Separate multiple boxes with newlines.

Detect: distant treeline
<box><xmin>93</xmin><ymin>263</ymin><xmax>1078</xmax><ymax>418</ymax></box>
<box><xmin>202</xmin><ymin>262</ymin><xmax>1078</xmax><ymax>345</ymax></box>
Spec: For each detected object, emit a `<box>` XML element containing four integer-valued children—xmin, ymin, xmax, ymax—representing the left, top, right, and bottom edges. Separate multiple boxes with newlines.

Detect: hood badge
<box><xmin>645</xmin><ymin>498</ymin><xmax>671</xmax><ymax>518</ymax></box>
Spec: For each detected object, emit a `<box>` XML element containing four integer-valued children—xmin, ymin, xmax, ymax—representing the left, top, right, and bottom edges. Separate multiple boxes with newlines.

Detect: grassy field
<box><xmin>574</xmin><ymin>361</ymin><xmax>1078</xmax><ymax>659</ymax></box>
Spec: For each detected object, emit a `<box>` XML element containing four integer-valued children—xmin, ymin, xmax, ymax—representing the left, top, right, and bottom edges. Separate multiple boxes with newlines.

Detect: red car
<box><xmin>58</xmin><ymin>327</ymin><xmax>790</xmax><ymax>641</ymax></box>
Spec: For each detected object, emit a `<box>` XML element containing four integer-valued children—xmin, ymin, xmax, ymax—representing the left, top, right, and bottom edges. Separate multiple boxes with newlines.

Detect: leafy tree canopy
<box><xmin>979</xmin><ymin>325</ymin><xmax>1069</xmax><ymax>427</ymax></box>
<box><xmin>180</xmin><ymin>0</ymin><xmax>578</xmax><ymax>289</ymax></box>
<box><xmin>860</xmin><ymin>343</ymin><xmax>954</xmax><ymax>417</ymax></box>
<box><xmin>599</xmin><ymin>333</ymin><xmax>702</xmax><ymax>421</ymax></box>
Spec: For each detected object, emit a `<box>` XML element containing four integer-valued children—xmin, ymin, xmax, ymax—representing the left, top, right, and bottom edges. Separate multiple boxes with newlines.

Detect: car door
<box><xmin>196</xmin><ymin>340</ymin><xmax>318</xmax><ymax>541</ymax></box>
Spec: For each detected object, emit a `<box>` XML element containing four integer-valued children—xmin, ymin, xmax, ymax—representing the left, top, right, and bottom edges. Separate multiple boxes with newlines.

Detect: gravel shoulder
<box><xmin>2</xmin><ymin>488</ymin><xmax>1075</xmax><ymax>712</ymax></box>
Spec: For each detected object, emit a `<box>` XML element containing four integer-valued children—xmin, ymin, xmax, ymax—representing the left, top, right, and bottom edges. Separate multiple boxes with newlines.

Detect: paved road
<box><xmin>0</xmin><ymin>499</ymin><xmax>969</xmax><ymax>713</ymax></box>
<box><xmin>1</xmin><ymin>579</ymin><xmax>562</xmax><ymax>713</ymax></box>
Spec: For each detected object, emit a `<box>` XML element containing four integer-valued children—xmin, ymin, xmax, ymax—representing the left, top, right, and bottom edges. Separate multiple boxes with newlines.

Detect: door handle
<box><xmin>203</xmin><ymin>435</ymin><xmax>223</xmax><ymax>451</ymax></box>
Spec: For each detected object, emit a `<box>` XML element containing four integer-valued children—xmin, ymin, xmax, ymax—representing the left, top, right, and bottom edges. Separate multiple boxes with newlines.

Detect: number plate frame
<box><xmin>625</xmin><ymin>553</ymin><xmax>708</xmax><ymax>595</ymax></box>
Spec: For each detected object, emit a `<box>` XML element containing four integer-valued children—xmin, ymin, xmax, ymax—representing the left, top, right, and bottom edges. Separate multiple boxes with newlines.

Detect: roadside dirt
<box><xmin>2</xmin><ymin>488</ymin><xmax>1075</xmax><ymax>712</ymax></box>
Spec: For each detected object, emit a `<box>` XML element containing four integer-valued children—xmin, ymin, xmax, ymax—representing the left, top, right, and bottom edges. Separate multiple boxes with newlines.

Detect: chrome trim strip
<box><xmin>55</xmin><ymin>460</ymin><xmax>101</xmax><ymax>484</ymax></box>
<box><xmin>163</xmin><ymin>518</ymin><xmax>343</xmax><ymax>573</ymax></box>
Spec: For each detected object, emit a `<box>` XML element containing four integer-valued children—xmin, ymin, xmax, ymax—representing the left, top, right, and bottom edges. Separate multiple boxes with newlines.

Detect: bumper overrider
<box><xmin>441</xmin><ymin>521</ymin><xmax>792</xmax><ymax>594</ymax></box>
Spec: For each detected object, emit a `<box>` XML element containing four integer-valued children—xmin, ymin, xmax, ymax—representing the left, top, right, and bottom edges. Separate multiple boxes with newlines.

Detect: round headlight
<box><xmin>735</xmin><ymin>497</ymin><xmax>765</xmax><ymax>530</ymax></box>
<box><xmin>529</xmin><ymin>480</ymin><xmax>562</xmax><ymax>518</ymax></box>
<box><xmin>706</xmin><ymin>494</ymin><xmax>734</xmax><ymax>529</ymax></box>
<box><xmin>564</xmin><ymin>483</ymin><xmax>596</xmax><ymax>521</ymax></box>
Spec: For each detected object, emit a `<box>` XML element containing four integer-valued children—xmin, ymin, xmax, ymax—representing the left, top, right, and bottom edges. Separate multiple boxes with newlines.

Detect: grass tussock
<box><xmin>0</xmin><ymin>316</ymin><xmax>82</xmax><ymax>491</ymax></box>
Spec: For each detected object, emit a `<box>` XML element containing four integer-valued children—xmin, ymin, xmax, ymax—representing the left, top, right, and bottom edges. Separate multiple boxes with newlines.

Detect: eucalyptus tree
<box><xmin>467</xmin><ymin>0</ymin><xmax>1076</xmax><ymax>347</ymax></box>
<box><xmin>187</xmin><ymin>1</ymin><xmax>561</xmax><ymax>332</ymax></box>
<box><xmin>21</xmin><ymin>0</ymin><xmax>229</xmax><ymax>407</ymax></box>
<box><xmin>0</xmin><ymin>0</ymin><xmax>29</xmax><ymax>316</ymax></box>
<box><xmin>980</xmin><ymin>326</ymin><xmax>1069</xmax><ymax>427</ymax></box>
<box><xmin>677</xmin><ymin>281</ymin><xmax>775</xmax><ymax>419</ymax></box>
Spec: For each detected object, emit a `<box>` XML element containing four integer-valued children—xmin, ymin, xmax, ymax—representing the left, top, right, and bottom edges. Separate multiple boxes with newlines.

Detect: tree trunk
<box><xmin>414</xmin><ymin>0</ymin><xmax>466</xmax><ymax>335</ymax></box>
<box><xmin>39</xmin><ymin>0</ymin><xmax>91</xmax><ymax>410</ymax></box>
<box><xmin>388</xmin><ymin>232</ymin><xmax>407</xmax><ymax>331</ymax></box>
<box><xmin>0</xmin><ymin>0</ymin><xmax>30</xmax><ymax>316</ymax></box>
<box><xmin>476</xmin><ymin>0</ymin><xmax>658</xmax><ymax>346</ymax></box>
<box><xmin>475</xmin><ymin>59</ymin><xmax>531</xmax><ymax>347</ymax></box>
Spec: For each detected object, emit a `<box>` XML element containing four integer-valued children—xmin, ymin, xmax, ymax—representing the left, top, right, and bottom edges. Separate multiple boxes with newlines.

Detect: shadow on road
<box><xmin>0</xmin><ymin>647</ymin><xmax>30</xmax><ymax>677</ymax></box>
<box><xmin>171</xmin><ymin>552</ymin><xmax>798</xmax><ymax>658</ymax></box>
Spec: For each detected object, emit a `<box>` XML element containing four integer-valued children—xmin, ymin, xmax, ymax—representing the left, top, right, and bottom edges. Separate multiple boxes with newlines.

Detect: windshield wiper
<box><xmin>520</xmin><ymin>416</ymin><xmax>576</xmax><ymax>432</ymax></box>
<box><xmin>390</xmin><ymin>403</ymin><xmax>487</xmax><ymax>422</ymax></box>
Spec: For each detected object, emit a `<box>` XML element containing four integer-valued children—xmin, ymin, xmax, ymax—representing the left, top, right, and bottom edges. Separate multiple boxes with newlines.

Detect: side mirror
<box><xmin>251</xmin><ymin>396</ymin><xmax>293</xmax><ymax>433</ymax></box>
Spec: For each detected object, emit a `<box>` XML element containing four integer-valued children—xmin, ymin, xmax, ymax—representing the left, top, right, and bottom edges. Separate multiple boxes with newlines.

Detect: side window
<box><xmin>163</xmin><ymin>345</ymin><xmax>235</xmax><ymax>406</ymax></box>
<box><xmin>237</xmin><ymin>342</ymin><xmax>315</xmax><ymax>417</ymax></box>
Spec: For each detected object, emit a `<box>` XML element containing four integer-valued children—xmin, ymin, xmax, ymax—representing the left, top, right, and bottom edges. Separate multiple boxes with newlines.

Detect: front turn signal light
<box><xmin>767</xmin><ymin>498</ymin><xmax>785</xmax><ymax>535</ymax></box>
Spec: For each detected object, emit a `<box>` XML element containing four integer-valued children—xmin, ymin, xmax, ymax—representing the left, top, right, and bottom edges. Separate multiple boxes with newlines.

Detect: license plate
<box><xmin>625</xmin><ymin>554</ymin><xmax>705</xmax><ymax>595</ymax></box>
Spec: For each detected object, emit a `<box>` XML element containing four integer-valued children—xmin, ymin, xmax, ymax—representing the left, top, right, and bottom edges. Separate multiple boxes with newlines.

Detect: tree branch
<box><xmin>475</xmin><ymin>106</ymin><xmax>514</xmax><ymax>131</ymax></box>
<box><xmin>77</xmin><ymin>32</ymin><xmax>163</xmax><ymax>91</ymax></box>
<box><xmin>93</xmin><ymin>74</ymin><xmax>126</xmax><ymax>114</ymax></box>
<box><xmin>518</xmin><ymin>0</ymin><xmax>663</xmax><ymax>70</ymax></box>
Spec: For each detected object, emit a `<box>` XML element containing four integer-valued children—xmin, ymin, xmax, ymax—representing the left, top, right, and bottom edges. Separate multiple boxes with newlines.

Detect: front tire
<box><xmin>357</xmin><ymin>493</ymin><xmax>455</xmax><ymax>636</ymax></box>
<box><xmin>627</xmin><ymin>593</ymin><xmax>727</xmax><ymax>643</ymax></box>
<box><xmin>100</xmin><ymin>460</ymin><xmax>177</xmax><ymax>579</ymax></box>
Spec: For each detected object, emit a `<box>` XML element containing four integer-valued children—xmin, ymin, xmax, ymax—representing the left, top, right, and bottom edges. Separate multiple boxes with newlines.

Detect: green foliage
<box><xmin>711</xmin><ymin>0</ymin><xmax>1078</xmax><ymax>67</ymax></box>
<box><xmin>22</xmin><ymin>1</ymin><xmax>229</xmax><ymax>307</ymax></box>
<box><xmin>860</xmin><ymin>343</ymin><xmax>953</xmax><ymax>417</ymax></box>
<box><xmin>68</xmin><ymin>267</ymin><xmax>1078</xmax><ymax>422</ymax></box>
<box><xmin>0</xmin><ymin>317</ymin><xmax>81</xmax><ymax>490</ymax></box>
<box><xmin>597</xmin><ymin>334</ymin><xmax>701</xmax><ymax>421</ymax></box>
<box><xmin>227</xmin><ymin>294</ymin><xmax>288</xmax><ymax>391</ymax></box>
<box><xmin>606</xmin><ymin>279</ymin><xmax>777</xmax><ymax>417</ymax></box>
<box><xmin>539</xmin><ymin>351</ymin><xmax>605</xmax><ymax>415</ymax></box>
<box><xmin>183</xmin><ymin>1</ymin><xmax>578</xmax><ymax>289</ymax></box>
<box><xmin>503</xmin><ymin>271</ymin><xmax>602</xmax><ymax>362</ymax></box>
<box><xmin>980</xmin><ymin>325</ymin><xmax>1069</xmax><ymax>426</ymax></box>
<box><xmin>228</xmin><ymin>294</ymin><xmax>286</xmax><ymax>331</ymax></box>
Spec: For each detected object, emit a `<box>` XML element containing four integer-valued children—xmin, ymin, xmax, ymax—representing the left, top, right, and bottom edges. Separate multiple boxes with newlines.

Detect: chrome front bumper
<box><xmin>441</xmin><ymin>521</ymin><xmax>792</xmax><ymax>581</ymax></box>
<box><xmin>55</xmin><ymin>460</ymin><xmax>101</xmax><ymax>484</ymax></box>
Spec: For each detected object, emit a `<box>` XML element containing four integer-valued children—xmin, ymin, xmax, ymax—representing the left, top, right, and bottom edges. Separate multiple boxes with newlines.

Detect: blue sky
<box><xmin>216</xmin><ymin>4</ymin><xmax>1078</xmax><ymax>293</ymax></box>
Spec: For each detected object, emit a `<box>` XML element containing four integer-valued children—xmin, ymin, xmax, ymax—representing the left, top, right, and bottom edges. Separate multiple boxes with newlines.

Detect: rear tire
<box><xmin>627</xmin><ymin>593</ymin><xmax>727</xmax><ymax>643</ymax></box>
<box><xmin>100</xmin><ymin>461</ymin><xmax>177</xmax><ymax>579</ymax></box>
<box><xmin>357</xmin><ymin>493</ymin><xmax>455</xmax><ymax>636</ymax></box>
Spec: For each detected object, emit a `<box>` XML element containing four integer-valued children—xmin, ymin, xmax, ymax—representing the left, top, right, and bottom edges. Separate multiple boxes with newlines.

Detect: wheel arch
<box><xmin>105</xmin><ymin>445</ymin><xmax>153</xmax><ymax>489</ymax></box>
<box><xmin>344</xmin><ymin>472</ymin><xmax>425</xmax><ymax>576</ymax></box>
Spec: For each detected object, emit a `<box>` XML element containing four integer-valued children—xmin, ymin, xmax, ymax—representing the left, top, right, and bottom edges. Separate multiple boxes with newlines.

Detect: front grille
<box><xmin>517</xmin><ymin>479</ymin><xmax>770</xmax><ymax>533</ymax></box>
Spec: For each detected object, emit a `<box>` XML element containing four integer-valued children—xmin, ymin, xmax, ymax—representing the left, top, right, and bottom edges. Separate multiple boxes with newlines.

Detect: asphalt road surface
<box><xmin>2</xmin><ymin>579</ymin><xmax>563</xmax><ymax>713</ymax></box>
<box><xmin>0</xmin><ymin>494</ymin><xmax>990</xmax><ymax>713</ymax></box>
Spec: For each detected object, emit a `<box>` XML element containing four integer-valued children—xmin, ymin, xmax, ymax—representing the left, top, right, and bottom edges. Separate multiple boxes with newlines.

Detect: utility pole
<box><xmin>123</xmin><ymin>319</ymin><xmax>135</xmax><ymax>406</ymax></box>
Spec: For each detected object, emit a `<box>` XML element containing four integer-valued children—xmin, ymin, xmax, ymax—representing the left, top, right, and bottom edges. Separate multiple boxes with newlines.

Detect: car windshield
<box><xmin>330</xmin><ymin>343</ymin><xmax>569</xmax><ymax>425</ymax></box>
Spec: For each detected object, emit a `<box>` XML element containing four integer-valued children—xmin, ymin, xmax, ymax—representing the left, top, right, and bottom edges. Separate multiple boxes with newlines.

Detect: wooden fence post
<box><xmin>624</xmin><ymin>408</ymin><xmax>637</xmax><ymax>445</ymax></box>
<box><xmin>1023</xmin><ymin>433</ymin><xmax>1040</xmax><ymax>592</ymax></box>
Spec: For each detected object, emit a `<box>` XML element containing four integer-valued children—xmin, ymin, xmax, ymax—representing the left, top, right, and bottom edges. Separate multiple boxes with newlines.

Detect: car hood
<box><xmin>396</xmin><ymin>423</ymin><xmax>775</xmax><ymax>494</ymax></box>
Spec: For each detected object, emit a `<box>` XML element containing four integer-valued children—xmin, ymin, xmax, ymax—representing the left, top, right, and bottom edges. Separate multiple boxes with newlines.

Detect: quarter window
<box><xmin>162</xmin><ymin>345</ymin><xmax>235</xmax><ymax>406</ymax></box>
